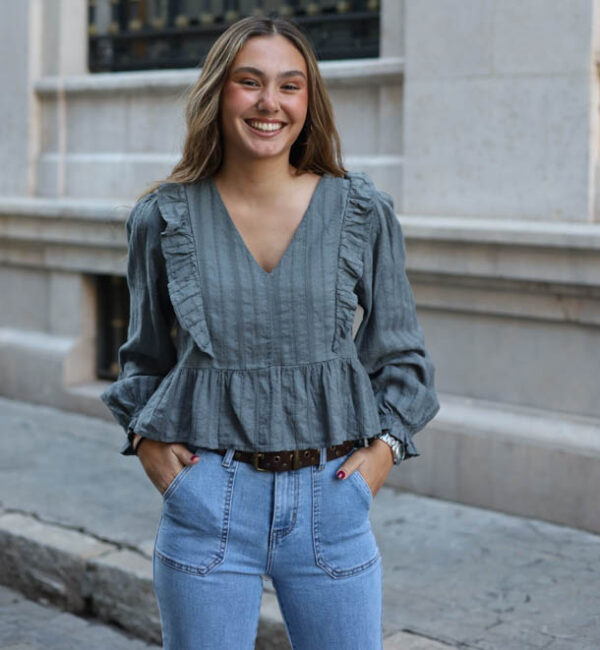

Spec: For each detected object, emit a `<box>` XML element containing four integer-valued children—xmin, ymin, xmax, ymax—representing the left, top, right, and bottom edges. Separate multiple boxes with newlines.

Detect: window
<box><xmin>88</xmin><ymin>0</ymin><xmax>380</xmax><ymax>72</ymax></box>
<box><xmin>96</xmin><ymin>274</ymin><xmax>129</xmax><ymax>381</ymax></box>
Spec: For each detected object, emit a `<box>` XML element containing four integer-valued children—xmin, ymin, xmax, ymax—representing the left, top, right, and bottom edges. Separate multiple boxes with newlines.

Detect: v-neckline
<box><xmin>210</xmin><ymin>174</ymin><xmax>325</xmax><ymax>278</ymax></box>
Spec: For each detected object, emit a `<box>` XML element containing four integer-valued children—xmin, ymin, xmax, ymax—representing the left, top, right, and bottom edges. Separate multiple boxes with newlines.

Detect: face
<box><xmin>219</xmin><ymin>34</ymin><xmax>309</xmax><ymax>165</ymax></box>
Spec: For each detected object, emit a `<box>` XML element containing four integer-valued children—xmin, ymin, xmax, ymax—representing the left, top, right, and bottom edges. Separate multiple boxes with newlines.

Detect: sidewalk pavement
<box><xmin>0</xmin><ymin>396</ymin><xmax>598</xmax><ymax>649</ymax></box>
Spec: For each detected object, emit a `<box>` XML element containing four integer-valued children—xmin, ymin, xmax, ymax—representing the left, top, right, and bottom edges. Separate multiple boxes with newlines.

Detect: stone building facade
<box><xmin>1</xmin><ymin>0</ymin><xmax>599</xmax><ymax>532</ymax></box>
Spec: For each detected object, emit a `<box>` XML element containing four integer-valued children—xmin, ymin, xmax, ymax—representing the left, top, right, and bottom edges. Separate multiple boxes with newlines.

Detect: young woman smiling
<box><xmin>101</xmin><ymin>15</ymin><xmax>439</xmax><ymax>650</ymax></box>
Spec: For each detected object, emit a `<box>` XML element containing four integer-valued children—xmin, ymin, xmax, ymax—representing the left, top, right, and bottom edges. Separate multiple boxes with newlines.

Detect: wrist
<box><xmin>372</xmin><ymin>437</ymin><xmax>395</xmax><ymax>464</ymax></box>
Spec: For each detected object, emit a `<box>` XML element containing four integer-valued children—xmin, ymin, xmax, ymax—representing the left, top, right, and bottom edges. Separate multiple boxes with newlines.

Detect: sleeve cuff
<box><xmin>120</xmin><ymin>428</ymin><xmax>138</xmax><ymax>456</ymax></box>
<box><xmin>378</xmin><ymin>419</ymin><xmax>422</xmax><ymax>460</ymax></box>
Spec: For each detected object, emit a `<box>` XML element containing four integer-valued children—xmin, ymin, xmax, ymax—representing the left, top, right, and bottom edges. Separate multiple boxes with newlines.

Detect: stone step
<box><xmin>0</xmin><ymin>584</ymin><xmax>159</xmax><ymax>649</ymax></box>
<box><xmin>0</xmin><ymin>511</ymin><xmax>446</xmax><ymax>649</ymax></box>
<box><xmin>1</xmin><ymin>396</ymin><xmax>599</xmax><ymax>649</ymax></box>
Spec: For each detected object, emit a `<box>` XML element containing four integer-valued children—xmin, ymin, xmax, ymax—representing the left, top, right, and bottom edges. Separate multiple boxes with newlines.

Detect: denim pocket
<box><xmin>311</xmin><ymin>452</ymin><xmax>380</xmax><ymax>579</ymax></box>
<box><xmin>349</xmin><ymin>467</ymin><xmax>374</xmax><ymax>505</ymax></box>
<box><xmin>161</xmin><ymin>463</ymin><xmax>194</xmax><ymax>502</ymax></box>
<box><xmin>154</xmin><ymin>451</ymin><xmax>236</xmax><ymax>576</ymax></box>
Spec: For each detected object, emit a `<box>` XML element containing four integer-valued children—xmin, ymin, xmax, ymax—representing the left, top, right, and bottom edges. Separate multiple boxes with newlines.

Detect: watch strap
<box><xmin>376</xmin><ymin>431</ymin><xmax>407</xmax><ymax>464</ymax></box>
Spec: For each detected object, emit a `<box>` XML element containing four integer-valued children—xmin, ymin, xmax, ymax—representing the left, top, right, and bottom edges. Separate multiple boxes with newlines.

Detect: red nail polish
<box><xmin>191</xmin><ymin>455</ymin><xmax>199</xmax><ymax>461</ymax></box>
<box><xmin>336</xmin><ymin>470</ymin><xmax>346</xmax><ymax>480</ymax></box>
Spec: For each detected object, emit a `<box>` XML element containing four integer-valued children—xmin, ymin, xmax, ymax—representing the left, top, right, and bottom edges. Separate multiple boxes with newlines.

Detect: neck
<box><xmin>214</xmin><ymin>158</ymin><xmax>298</xmax><ymax>202</ymax></box>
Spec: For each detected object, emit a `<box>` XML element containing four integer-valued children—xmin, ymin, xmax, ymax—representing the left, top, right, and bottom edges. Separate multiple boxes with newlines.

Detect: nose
<box><xmin>257</xmin><ymin>85</ymin><xmax>278</xmax><ymax>112</ymax></box>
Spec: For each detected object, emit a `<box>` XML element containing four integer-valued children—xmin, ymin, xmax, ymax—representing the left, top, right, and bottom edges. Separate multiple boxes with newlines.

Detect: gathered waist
<box><xmin>178</xmin><ymin>354</ymin><xmax>358</xmax><ymax>372</ymax></box>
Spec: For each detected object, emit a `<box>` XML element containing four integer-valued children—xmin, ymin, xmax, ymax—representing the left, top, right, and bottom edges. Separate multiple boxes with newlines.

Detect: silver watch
<box><xmin>375</xmin><ymin>432</ymin><xmax>405</xmax><ymax>465</ymax></box>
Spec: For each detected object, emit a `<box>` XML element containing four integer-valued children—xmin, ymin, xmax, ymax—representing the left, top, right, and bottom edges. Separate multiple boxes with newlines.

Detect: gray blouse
<box><xmin>100</xmin><ymin>171</ymin><xmax>440</xmax><ymax>457</ymax></box>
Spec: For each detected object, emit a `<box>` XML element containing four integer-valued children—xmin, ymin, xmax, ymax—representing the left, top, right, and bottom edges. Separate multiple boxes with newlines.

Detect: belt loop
<box><xmin>318</xmin><ymin>446</ymin><xmax>327</xmax><ymax>471</ymax></box>
<box><xmin>222</xmin><ymin>446</ymin><xmax>235</xmax><ymax>467</ymax></box>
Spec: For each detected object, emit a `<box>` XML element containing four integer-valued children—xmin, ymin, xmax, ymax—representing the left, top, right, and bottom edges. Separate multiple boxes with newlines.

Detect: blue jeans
<box><xmin>153</xmin><ymin>445</ymin><xmax>383</xmax><ymax>649</ymax></box>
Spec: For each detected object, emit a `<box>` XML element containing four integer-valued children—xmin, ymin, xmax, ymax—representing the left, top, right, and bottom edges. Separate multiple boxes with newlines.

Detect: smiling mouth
<box><xmin>244</xmin><ymin>119</ymin><xmax>286</xmax><ymax>134</ymax></box>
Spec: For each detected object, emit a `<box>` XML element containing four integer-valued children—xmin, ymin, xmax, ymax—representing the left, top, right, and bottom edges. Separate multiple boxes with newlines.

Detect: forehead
<box><xmin>230</xmin><ymin>34</ymin><xmax>307</xmax><ymax>74</ymax></box>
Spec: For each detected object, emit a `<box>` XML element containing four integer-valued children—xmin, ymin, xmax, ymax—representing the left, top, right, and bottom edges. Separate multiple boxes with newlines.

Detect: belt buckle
<box><xmin>291</xmin><ymin>448</ymin><xmax>301</xmax><ymax>470</ymax></box>
<box><xmin>252</xmin><ymin>452</ymin><xmax>269</xmax><ymax>472</ymax></box>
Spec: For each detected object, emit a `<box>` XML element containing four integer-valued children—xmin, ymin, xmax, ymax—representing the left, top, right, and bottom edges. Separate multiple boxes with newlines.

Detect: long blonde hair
<box><xmin>139</xmin><ymin>15</ymin><xmax>346</xmax><ymax>199</ymax></box>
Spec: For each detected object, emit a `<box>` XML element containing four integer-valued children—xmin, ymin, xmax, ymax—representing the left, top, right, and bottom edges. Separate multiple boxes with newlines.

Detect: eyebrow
<box><xmin>231</xmin><ymin>66</ymin><xmax>307</xmax><ymax>81</ymax></box>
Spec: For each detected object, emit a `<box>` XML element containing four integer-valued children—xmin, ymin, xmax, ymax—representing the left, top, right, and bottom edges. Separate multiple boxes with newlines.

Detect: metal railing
<box><xmin>88</xmin><ymin>0</ymin><xmax>380</xmax><ymax>71</ymax></box>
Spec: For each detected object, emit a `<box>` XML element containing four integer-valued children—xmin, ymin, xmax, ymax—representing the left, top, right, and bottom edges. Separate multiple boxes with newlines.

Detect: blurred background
<box><xmin>1</xmin><ymin>0</ymin><xmax>599</xmax><ymax>537</ymax></box>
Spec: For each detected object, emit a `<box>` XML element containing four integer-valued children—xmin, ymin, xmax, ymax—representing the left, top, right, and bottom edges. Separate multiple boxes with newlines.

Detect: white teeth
<box><xmin>247</xmin><ymin>120</ymin><xmax>284</xmax><ymax>132</ymax></box>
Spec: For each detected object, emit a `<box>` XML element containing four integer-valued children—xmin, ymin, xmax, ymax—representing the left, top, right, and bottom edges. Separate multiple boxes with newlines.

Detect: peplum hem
<box><xmin>130</xmin><ymin>356</ymin><xmax>385</xmax><ymax>453</ymax></box>
<box><xmin>332</xmin><ymin>172</ymin><xmax>377</xmax><ymax>354</ymax></box>
<box><xmin>156</xmin><ymin>182</ymin><xmax>215</xmax><ymax>359</ymax></box>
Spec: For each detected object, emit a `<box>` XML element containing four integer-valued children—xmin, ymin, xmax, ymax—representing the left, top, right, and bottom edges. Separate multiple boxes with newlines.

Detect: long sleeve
<box><xmin>100</xmin><ymin>193</ymin><xmax>178</xmax><ymax>455</ymax></box>
<box><xmin>353</xmin><ymin>189</ymin><xmax>440</xmax><ymax>459</ymax></box>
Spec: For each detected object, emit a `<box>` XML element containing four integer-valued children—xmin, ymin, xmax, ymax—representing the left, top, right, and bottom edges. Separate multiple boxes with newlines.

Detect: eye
<box><xmin>239</xmin><ymin>79</ymin><xmax>259</xmax><ymax>87</ymax></box>
<box><xmin>282</xmin><ymin>83</ymin><xmax>300</xmax><ymax>91</ymax></box>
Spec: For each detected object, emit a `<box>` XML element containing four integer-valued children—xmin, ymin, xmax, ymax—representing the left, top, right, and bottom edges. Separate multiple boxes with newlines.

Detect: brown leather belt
<box><xmin>212</xmin><ymin>438</ymin><xmax>377</xmax><ymax>472</ymax></box>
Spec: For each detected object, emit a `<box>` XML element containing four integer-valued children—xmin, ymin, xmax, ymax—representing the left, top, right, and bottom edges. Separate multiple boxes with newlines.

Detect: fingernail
<box><xmin>336</xmin><ymin>470</ymin><xmax>346</xmax><ymax>480</ymax></box>
<box><xmin>190</xmin><ymin>455</ymin><xmax>199</xmax><ymax>462</ymax></box>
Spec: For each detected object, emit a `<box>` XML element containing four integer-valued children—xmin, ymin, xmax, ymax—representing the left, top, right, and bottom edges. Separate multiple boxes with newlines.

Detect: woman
<box><xmin>101</xmin><ymin>15</ymin><xmax>439</xmax><ymax>650</ymax></box>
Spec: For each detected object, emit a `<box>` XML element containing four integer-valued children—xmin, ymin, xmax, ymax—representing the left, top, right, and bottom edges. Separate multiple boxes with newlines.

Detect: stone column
<box><xmin>403</xmin><ymin>0</ymin><xmax>598</xmax><ymax>222</ymax></box>
<box><xmin>0</xmin><ymin>1</ymin><xmax>37</xmax><ymax>195</ymax></box>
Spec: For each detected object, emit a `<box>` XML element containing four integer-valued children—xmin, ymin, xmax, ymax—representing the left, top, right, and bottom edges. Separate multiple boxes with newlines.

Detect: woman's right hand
<box><xmin>135</xmin><ymin>437</ymin><xmax>200</xmax><ymax>495</ymax></box>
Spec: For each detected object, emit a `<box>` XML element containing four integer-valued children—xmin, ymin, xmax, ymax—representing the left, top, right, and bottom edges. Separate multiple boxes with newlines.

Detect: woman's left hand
<box><xmin>336</xmin><ymin>439</ymin><xmax>394</xmax><ymax>498</ymax></box>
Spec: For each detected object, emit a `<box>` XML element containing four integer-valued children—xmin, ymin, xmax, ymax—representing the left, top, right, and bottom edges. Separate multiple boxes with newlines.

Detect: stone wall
<box><xmin>1</xmin><ymin>0</ymin><xmax>600</xmax><ymax>532</ymax></box>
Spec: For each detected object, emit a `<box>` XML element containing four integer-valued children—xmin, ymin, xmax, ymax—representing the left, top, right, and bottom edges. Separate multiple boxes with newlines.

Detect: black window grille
<box><xmin>88</xmin><ymin>0</ymin><xmax>380</xmax><ymax>72</ymax></box>
<box><xmin>96</xmin><ymin>274</ymin><xmax>130</xmax><ymax>381</ymax></box>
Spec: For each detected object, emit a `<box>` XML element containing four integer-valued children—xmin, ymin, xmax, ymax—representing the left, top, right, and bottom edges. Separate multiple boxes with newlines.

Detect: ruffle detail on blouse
<box><xmin>131</xmin><ymin>356</ymin><xmax>384</xmax><ymax>453</ymax></box>
<box><xmin>156</xmin><ymin>182</ymin><xmax>215</xmax><ymax>359</ymax></box>
<box><xmin>332</xmin><ymin>172</ymin><xmax>377</xmax><ymax>354</ymax></box>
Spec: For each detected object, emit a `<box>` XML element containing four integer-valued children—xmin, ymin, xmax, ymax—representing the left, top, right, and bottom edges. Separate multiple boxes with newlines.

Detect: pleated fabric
<box><xmin>100</xmin><ymin>172</ymin><xmax>439</xmax><ymax>455</ymax></box>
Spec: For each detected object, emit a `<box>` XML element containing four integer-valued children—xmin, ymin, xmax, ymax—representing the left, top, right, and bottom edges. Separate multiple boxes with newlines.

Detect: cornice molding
<box><xmin>1</xmin><ymin>201</ymin><xmax>599</xmax><ymax>286</ymax></box>
<box><xmin>34</xmin><ymin>57</ymin><xmax>404</xmax><ymax>96</ymax></box>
